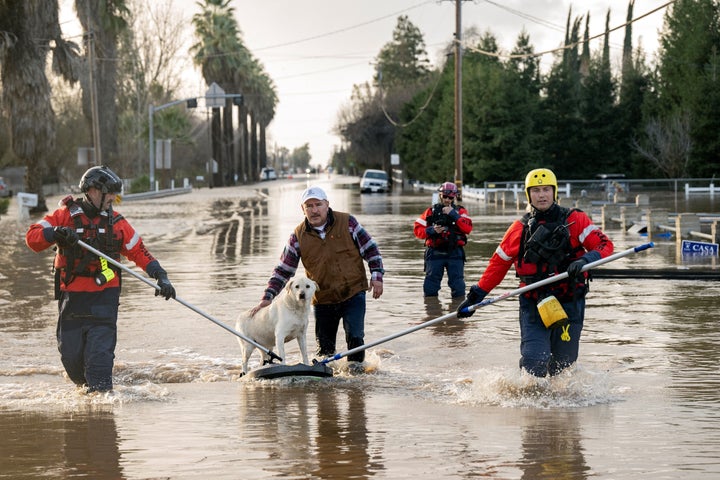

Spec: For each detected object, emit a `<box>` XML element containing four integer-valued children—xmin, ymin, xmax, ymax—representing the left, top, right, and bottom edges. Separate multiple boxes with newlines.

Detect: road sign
<box><xmin>205</xmin><ymin>82</ymin><xmax>226</xmax><ymax>108</ymax></box>
<box><xmin>681</xmin><ymin>240</ymin><xmax>719</xmax><ymax>256</ymax></box>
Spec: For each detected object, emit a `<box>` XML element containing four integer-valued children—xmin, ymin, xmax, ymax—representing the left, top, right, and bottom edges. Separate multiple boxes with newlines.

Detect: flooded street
<box><xmin>1</xmin><ymin>175</ymin><xmax>719</xmax><ymax>479</ymax></box>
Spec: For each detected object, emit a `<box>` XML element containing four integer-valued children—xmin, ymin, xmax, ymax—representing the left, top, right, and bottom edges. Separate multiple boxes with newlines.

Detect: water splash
<box><xmin>448</xmin><ymin>365</ymin><xmax>621</xmax><ymax>408</ymax></box>
<box><xmin>0</xmin><ymin>381</ymin><xmax>171</xmax><ymax>411</ymax></box>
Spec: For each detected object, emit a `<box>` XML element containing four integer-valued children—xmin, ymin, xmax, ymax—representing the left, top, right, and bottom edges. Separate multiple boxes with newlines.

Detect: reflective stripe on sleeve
<box><xmin>125</xmin><ymin>231</ymin><xmax>140</xmax><ymax>250</ymax></box>
<box><xmin>495</xmin><ymin>245</ymin><xmax>513</xmax><ymax>262</ymax></box>
<box><xmin>578</xmin><ymin>224</ymin><xmax>598</xmax><ymax>244</ymax></box>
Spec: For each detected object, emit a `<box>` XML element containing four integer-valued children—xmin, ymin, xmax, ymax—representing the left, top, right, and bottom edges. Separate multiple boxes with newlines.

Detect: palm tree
<box><xmin>191</xmin><ymin>0</ymin><xmax>243</xmax><ymax>186</ymax></box>
<box><xmin>0</xmin><ymin>0</ymin><xmax>79</xmax><ymax>212</ymax></box>
<box><xmin>238</xmin><ymin>58</ymin><xmax>277</xmax><ymax>182</ymax></box>
<box><xmin>254</xmin><ymin>71</ymin><xmax>278</xmax><ymax>178</ymax></box>
<box><xmin>191</xmin><ymin>0</ymin><xmax>276</xmax><ymax>185</ymax></box>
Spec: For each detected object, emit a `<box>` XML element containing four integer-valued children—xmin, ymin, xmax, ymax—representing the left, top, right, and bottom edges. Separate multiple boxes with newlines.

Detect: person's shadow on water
<box><xmin>0</xmin><ymin>409</ymin><xmax>124</xmax><ymax>480</ymax></box>
<box><xmin>423</xmin><ymin>296</ymin><xmax>470</xmax><ymax>348</ymax></box>
<box><xmin>519</xmin><ymin>409</ymin><xmax>589</xmax><ymax>480</ymax></box>
<box><xmin>312</xmin><ymin>385</ymin><xmax>384</xmax><ymax>479</ymax></box>
<box><xmin>237</xmin><ymin>382</ymin><xmax>384</xmax><ymax>479</ymax></box>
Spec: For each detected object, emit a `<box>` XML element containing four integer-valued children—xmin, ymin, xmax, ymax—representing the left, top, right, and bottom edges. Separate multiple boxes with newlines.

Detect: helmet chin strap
<box><xmin>83</xmin><ymin>191</ymin><xmax>109</xmax><ymax>217</ymax></box>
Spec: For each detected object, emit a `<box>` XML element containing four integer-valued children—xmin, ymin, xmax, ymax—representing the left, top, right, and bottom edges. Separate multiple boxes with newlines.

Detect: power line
<box><xmin>252</xmin><ymin>0</ymin><xmax>436</xmax><ymax>52</ymax></box>
<box><xmin>480</xmin><ymin>0</ymin><xmax>565</xmax><ymax>33</ymax></box>
<box><xmin>463</xmin><ymin>1</ymin><xmax>675</xmax><ymax>60</ymax></box>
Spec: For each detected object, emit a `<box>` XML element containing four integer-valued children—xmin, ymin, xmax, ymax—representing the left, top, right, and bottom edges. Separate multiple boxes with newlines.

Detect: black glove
<box><xmin>154</xmin><ymin>271</ymin><xmax>176</xmax><ymax>300</ymax></box>
<box><xmin>566</xmin><ymin>258</ymin><xmax>589</xmax><ymax>280</ymax></box>
<box><xmin>457</xmin><ymin>285</ymin><xmax>488</xmax><ymax>318</ymax></box>
<box><xmin>53</xmin><ymin>226</ymin><xmax>79</xmax><ymax>248</ymax></box>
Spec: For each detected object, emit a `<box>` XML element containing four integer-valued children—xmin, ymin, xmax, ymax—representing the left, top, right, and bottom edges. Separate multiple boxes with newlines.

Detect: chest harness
<box><xmin>55</xmin><ymin>197</ymin><xmax>123</xmax><ymax>293</ymax></box>
<box><xmin>425</xmin><ymin>203</ymin><xmax>467</xmax><ymax>251</ymax></box>
<box><xmin>517</xmin><ymin>205</ymin><xmax>585</xmax><ymax>293</ymax></box>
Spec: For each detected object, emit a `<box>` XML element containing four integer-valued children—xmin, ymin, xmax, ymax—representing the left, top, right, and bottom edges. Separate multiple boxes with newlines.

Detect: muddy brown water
<box><xmin>1</xmin><ymin>175</ymin><xmax>719</xmax><ymax>479</ymax></box>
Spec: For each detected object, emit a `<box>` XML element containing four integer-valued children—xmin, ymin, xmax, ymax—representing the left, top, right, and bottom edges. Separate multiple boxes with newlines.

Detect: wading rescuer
<box><xmin>457</xmin><ymin>168</ymin><xmax>614</xmax><ymax>377</ymax></box>
<box><xmin>25</xmin><ymin>165</ymin><xmax>176</xmax><ymax>393</ymax></box>
<box><xmin>414</xmin><ymin>182</ymin><xmax>473</xmax><ymax>298</ymax></box>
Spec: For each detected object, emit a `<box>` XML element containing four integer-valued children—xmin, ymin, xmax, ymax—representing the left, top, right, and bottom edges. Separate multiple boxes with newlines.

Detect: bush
<box><xmin>0</xmin><ymin>198</ymin><xmax>9</xmax><ymax>216</ymax></box>
<box><xmin>129</xmin><ymin>175</ymin><xmax>150</xmax><ymax>193</ymax></box>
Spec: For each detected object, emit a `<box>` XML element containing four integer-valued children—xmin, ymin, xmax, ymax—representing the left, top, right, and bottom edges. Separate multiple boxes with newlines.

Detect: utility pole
<box><xmin>454</xmin><ymin>0</ymin><xmax>463</xmax><ymax>200</ymax></box>
<box><xmin>86</xmin><ymin>30</ymin><xmax>102</xmax><ymax>165</ymax></box>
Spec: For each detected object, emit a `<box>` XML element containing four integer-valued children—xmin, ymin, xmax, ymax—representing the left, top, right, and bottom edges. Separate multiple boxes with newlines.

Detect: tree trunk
<box><xmin>223</xmin><ymin>101</ymin><xmax>234</xmax><ymax>184</ymax></box>
<box><xmin>211</xmin><ymin>108</ymin><xmax>222</xmax><ymax>187</ymax></box>
<box><xmin>75</xmin><ymin>0</ymin><xmax>121</xmax><ymax>168</ymax></box>
<box><xmin>236</xmin><ymin>104</ymin><xmax>247</xmax><ymax>183</ymax></box>
<box><xmin>260</xmin><ymin>124</ymin><xmax>267</xmax><ymax>169</ymax></box>
<box><xmin>0</xmin><ymin>0</ymin><xmax>60</xmax><ymax>213</ymax></box>
<box><xmin>250</xmin><ymin>111</ymin><xmax>258</xmax><ymax>182</ymax></box>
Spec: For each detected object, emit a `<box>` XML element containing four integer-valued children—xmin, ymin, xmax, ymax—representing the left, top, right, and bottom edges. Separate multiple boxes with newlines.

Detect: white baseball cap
<box><xmin>300</xmin><ymin>186</ymin><xmax>328</xmax><ymax>204</ymax></box>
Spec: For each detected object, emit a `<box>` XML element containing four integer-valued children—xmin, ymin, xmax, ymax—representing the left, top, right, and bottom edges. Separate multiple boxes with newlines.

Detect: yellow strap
<box><xmin>561</xmin><ymin>324</ymin><xmax>571</xmax><ymax>342</ymax></box>
<box><xmin>98</xmin><ymin>257</ymin><xmax>116</xmax><ymax>283</ymax></box>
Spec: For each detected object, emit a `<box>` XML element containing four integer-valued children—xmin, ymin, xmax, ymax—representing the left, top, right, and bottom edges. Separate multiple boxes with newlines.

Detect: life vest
<box><xmin>424</xmin><ymin>203</ymin><xmax>467</xmax><ymax>250</ymax></box>
<box><xmin>516</xmin><ymin>205</ymin><xmax>585</xmax><ymax>299</ymax></box>
<box><xmin>55</xmin><ymin>196</ymin><xmax>123</xmax><ymax>287</ymax></box>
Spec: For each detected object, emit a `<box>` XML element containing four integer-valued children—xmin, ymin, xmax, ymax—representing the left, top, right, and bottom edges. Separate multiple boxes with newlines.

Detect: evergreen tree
<box><xmin>394</xmin><ymin>64</ymin><xmax>452</xmax><ymax>182</ymax></box>
<box><xmin>463</xmin><ymin>31</ymin><xmax>545</xmax><ymax>183</ymax></box>
<box><xmin>540</xmin><ymin>13</ymin><xmax>585</xmax><ymax>177</ymax></box>
<box><xmin>652</xmin><ymin>0</ymin><xmax>720</xmax><ymax>176</ymax></box>
<box><xmin>578</xmin><ymin>11</ymin><xmax>620</xmax><ymax>177</ymax></box>
<box><xmin>336</xmin><ymin>15</ymin><xmax>432</xmax><ymax>173</ymax></box>
<box><xmin>618</xmin><ymin>1</ymin><xmax>653</xmax><ymax>177</ymax></box>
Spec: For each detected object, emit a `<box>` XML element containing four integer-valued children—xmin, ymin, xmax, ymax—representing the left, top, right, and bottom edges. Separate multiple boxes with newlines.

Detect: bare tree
<box><xmin>632</xmin><ymin>112</ymin><xmax>692</xmax><ymax>178</ymax></box>
<box><xmin>116</xmin><ymin>0</ymin><xmax>193</xmax><ymax>176</ymax></box>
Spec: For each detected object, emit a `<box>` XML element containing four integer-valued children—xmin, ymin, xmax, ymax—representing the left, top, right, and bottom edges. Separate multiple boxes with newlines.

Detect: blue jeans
<box><xmin>423</xmin><ymin>247</ymin><xmax>466</xmax><ymax>298</ymax></box>
<box><xmin>314</xmin><ymin>291</ymin><xmax>366</xmax><ymax>362</ymax></box>
<box><xmin>518</xmin><ymin>294</ymin><xmax>585</xmax><ymax>377</ymax></box>
<box><xmin>57</xmin><ymin>288</ymin><xmax>120</xmax><ymax>391</ymax></box>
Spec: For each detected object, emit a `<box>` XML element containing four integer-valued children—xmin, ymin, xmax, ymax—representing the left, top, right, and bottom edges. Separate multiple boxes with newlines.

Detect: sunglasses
<box><xmin>441</xmin><ymin>194</ymin><xmax>454</xmax><ymax>199</ymax></box>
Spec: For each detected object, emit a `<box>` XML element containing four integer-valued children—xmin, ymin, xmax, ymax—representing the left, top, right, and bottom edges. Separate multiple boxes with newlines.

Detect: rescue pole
<box><xmin>317</xmin><ymin>242</ymin><xmax>654</xmax><ymax>365</ymax></box>
<box><xmin>76</xmin><ymin>240</ymin><xmax>282</xmax><ymax>363</ymax></box>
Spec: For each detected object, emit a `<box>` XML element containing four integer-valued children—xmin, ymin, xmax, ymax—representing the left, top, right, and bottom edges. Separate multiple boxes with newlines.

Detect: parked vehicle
<box><xmin>359</xmin><ymin>169</ymin><xmax>389</xmax><ymax>193</ymax></box>
<box><xmin>260</xmin><ymin>167</ymin><xmax>277</xmax><ymax>181</ymax></box>
<box><xmin>595</xmin><ymin>173</ymin><xmax>628</xmax><ymax>193</ymax></box>
<box><xmin>0</xmin><ymin>177</ymin><xmax>12</xmax><ymax>197</ymax></box>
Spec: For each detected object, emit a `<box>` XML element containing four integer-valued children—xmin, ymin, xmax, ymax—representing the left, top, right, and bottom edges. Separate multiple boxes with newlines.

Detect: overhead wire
<box><xmin>376</xmin><ymin>1</ymin><xmax>674</xmax><ymax>129</ymax></box>
<box><xmin>245</xmin><ymin>0</ymin><xmax>436</xmax><ymax>53</ymax></box>
<box><xmin>462</xmin><ymin>1</ymin><xmax>675</xmax><ymax>60</ymax></box>
<box><xmin>480</xmin><ymin>0</ymin><xmax>565</xmax><ymax>33</ymax></box>
<box><xmin>378</xmin><ymin>70</ymin><xmax>444</xmax><ymax>128</ymax></box>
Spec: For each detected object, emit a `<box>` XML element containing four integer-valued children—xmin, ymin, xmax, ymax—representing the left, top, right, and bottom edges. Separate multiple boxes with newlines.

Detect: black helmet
<box><xmin>79</xmin><ymin>165</ymin><xmax>123</xmax><ymax>194</ymax></box>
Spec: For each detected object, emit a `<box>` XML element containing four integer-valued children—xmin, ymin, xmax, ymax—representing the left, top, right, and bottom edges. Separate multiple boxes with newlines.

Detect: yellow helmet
<box><xmin>525</xmin><ymin>168</ymin><xmax>557</xmax><ymax>202</ymax></box>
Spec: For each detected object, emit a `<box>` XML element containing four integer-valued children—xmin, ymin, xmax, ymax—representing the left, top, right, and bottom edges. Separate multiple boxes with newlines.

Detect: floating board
<box><xmin>244</xmin><ymin>362</ymin><xmax>334</xmax><ymax>380</ymax></box>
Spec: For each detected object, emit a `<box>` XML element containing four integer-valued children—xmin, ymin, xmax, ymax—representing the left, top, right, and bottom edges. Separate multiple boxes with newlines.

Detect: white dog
<box><xmin>235</xmin><ymin>275</ymin><xmax>318</xmax><ymax>374</ymax></box>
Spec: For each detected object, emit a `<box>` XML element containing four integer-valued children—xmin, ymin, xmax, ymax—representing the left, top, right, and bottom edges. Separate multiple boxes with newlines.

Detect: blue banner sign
<box><xmin>682</xmin><ymin>240</ymin><xmax>719</xmax><ymax>256</ymax></box>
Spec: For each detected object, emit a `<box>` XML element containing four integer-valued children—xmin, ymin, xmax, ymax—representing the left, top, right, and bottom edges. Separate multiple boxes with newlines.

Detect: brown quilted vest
<box><xmin>295</xmin><ymin>211</ymin><xmax>369</xmax><ymax>304</ymax></box>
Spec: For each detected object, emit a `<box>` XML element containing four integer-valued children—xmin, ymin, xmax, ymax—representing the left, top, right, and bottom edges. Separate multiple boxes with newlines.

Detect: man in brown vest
<box><xmin>252</xmin><ymin>186</ymin><xmax>384</xmax><ymax>365</ymax></box>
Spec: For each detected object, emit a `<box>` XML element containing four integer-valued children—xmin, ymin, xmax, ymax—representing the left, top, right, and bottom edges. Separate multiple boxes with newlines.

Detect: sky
<box><xmin>62</xmin><ymin>0</ymin><xmax>674</xmax><ymax>168</ymax></box>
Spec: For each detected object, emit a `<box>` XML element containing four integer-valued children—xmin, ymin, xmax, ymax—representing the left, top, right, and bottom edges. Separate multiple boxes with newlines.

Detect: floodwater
<box><xmin>1</xmin><ymin>175</ymin><xmax>719</xmax><ymax>479</ymax></box>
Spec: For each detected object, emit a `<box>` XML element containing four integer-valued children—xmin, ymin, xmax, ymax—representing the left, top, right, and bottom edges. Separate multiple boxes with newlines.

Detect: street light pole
<box><xmin>148</xmin><ymin>104</ymin><xmax>155</xmax><ymax>186</ymax></box>
<box><xmin>148</xmin><ymin>98</ymin><xmax>197</xmax><ymax>188</ymax></box>
<box><xmin>148</xmin><ymin>91</ymin><xmax>242</xmax><ymax>190</ymax></box>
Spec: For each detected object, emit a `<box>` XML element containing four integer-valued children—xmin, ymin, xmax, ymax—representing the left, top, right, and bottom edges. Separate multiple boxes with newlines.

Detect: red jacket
<box><xmin>414</xmin><ymin>203</ymin><xmax>473</xmax><ymax>249</ymax></box>
<box><xmin>476</xmin><ymin>205</ymin><xmax>613</xmax><ymax>297</ymax></box>
<box><xmin>26</xmin><ymin>196</ymin><xmax>158</xmax><ymax>293</ymax></box>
